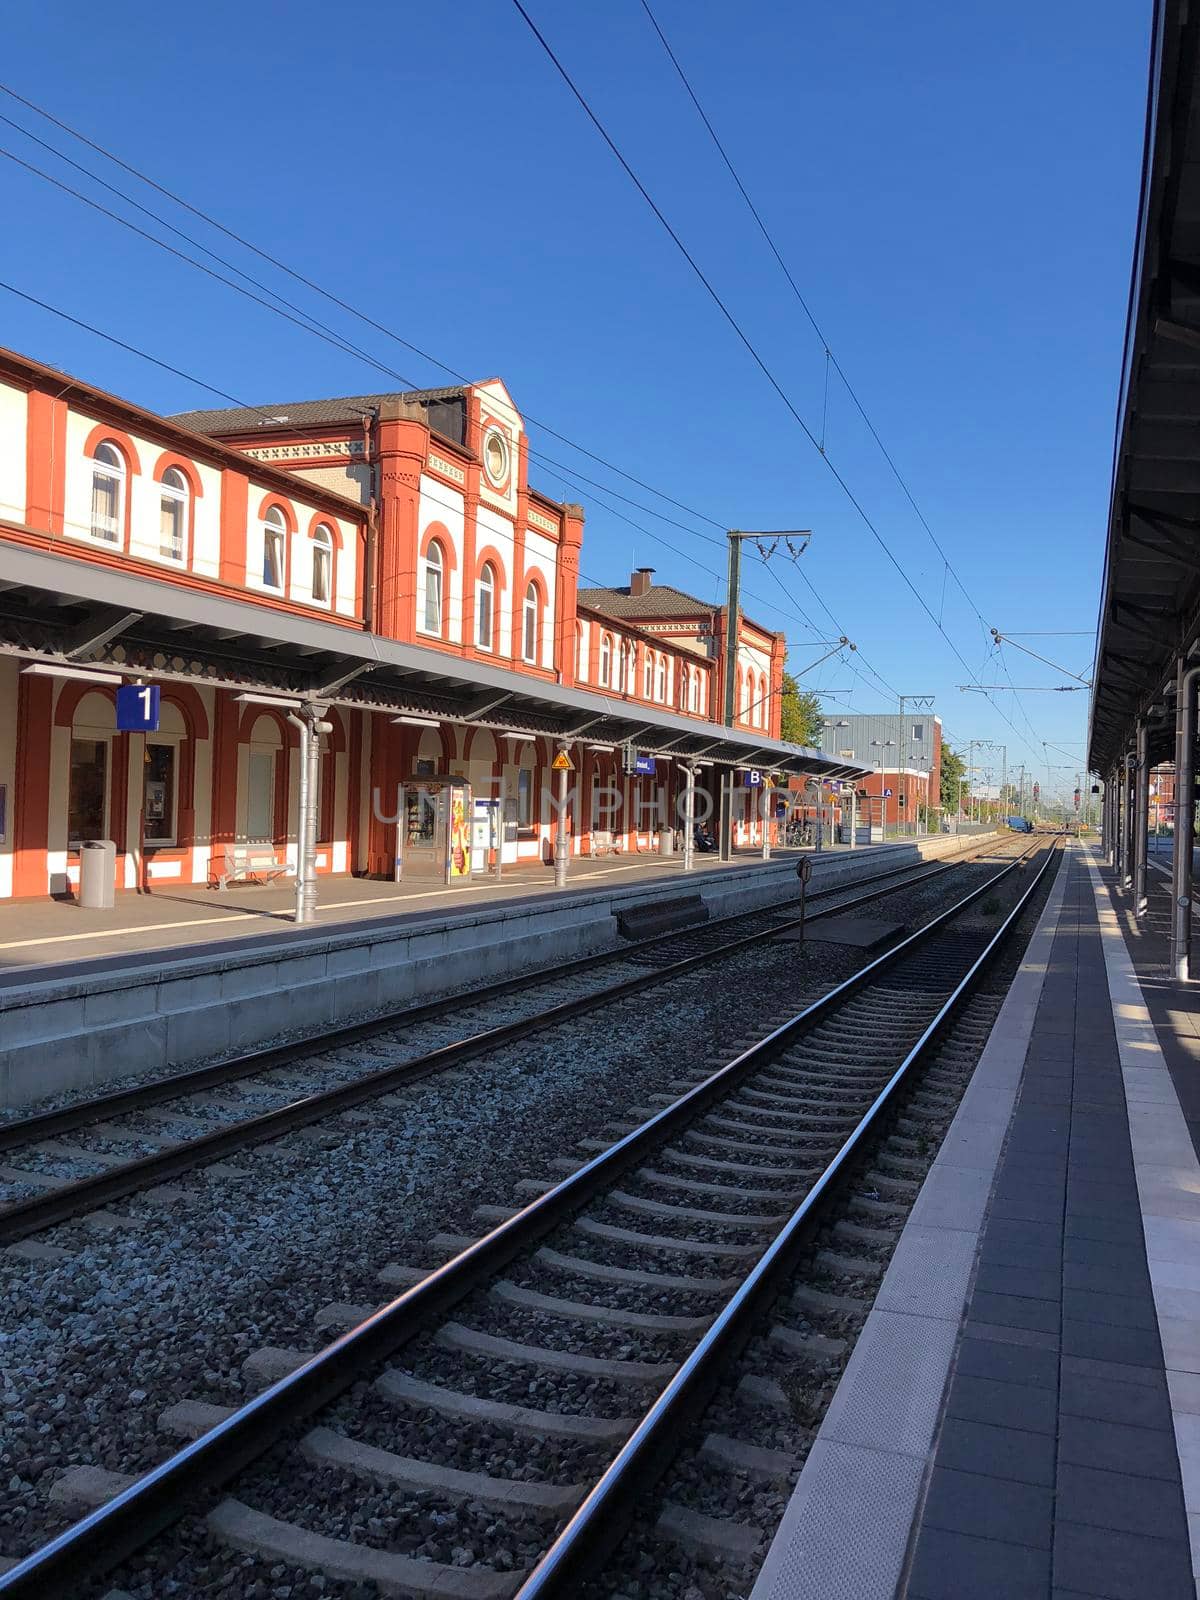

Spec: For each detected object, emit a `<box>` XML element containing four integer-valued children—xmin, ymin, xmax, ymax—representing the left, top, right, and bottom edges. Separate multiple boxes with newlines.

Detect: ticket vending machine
<box><xmin>471</xmin><ymin>797</ymin><xmax>500</xmax><ymax>874</ymax></box>
<box><xmin>396</xmin><ymin>777</ymin><xmax>473</xmax><ymax>884</ymax></box>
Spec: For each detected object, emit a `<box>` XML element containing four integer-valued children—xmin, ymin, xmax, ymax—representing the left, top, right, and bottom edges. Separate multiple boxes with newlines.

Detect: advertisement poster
<box><xmin>448</xmin><ymin>785</ymin><xmax>471</xmax><ymax>878</ymax></box>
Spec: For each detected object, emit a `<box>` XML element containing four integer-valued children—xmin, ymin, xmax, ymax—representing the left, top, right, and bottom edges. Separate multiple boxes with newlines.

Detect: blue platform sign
<box><xmin>742</xmin><ymin>768</ymin><xmax>762</xmax><ymax>788</ymax></box>
<box><xmin>882</xmin><ymin>786</ymin><xmax>893</xmax><ymax>797</ymax></box>
<box><xmin>117</xmin><ymin>684</ymin><xmax>160</xmax><ymax>732</ymax></box>
<box><xmin>633</xmin><ymin>755</ymin><xmax>656</xmax><ymax>775</ymax></box>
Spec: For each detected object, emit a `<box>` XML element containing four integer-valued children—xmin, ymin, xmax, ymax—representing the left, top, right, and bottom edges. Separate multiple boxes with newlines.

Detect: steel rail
<box><xmin>0</xmin><ymin>842</ymin><xmax>1008</xmax><ymax>1243</ymax></box>
<box><xmin>0</xmin><ymin>838</ymin><xmax>1045</xmax><ymax>1599</ymax></box>
<box><xmin>0</xmin><ymin>842</ymin><xmax>989</xmax><ymax>1155</ymax></box>
<box><xmin>512</xmin><ymin>838</ymin><xmax>1062</xmax><ymax>1596</ymax></box>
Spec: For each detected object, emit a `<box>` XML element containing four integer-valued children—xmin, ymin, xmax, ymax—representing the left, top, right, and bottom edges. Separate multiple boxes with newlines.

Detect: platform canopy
<box><xmin>1090</xmin><ymin>0</ymin><xmax>1200</xmax><ymax>773</ymax></box>
<box><xmin>0</xmin><ymin>543</ymin><xmax>867</xmax><ymax>783</ymax></box>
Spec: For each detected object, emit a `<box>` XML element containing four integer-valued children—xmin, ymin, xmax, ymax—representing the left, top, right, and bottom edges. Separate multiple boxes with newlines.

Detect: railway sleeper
<box><xmin>655</xmin><ymin>1501</ymin><xmax>762</xmax><ymax>1564</ymax></box>
<box><xmin>299</xmin><ymin>1425</ymin><xmax>586</xmax><ymax>1519</ymax></box>
<box><xmin>609</xmin><ymin>1188</ymin><xmax>784</xmax><ymax>1228</ymax></box>
<box><xmin>573</xmin><ymin>1215</ymin><xmax>759</xmax><ymax>1259</ymax></box>
<box><xmin>207</xmin><ymin>1498</ymin><xmax>525</xmax><ymax>1600</ymax></box>
<box><xmin>833</xmin><ymin>1218</ymin><xmax>895</xmax><ymax>1248</ymax></box>
<box><xmin>768</xmin><ymin>1324</ymin><xmax>848</xmax><ymax>1362</ymax></box>
<box><xmin>661</xmin><ymin>1148</ymin><xmax>817</xmax><ymax>1180</ymax></box>
<box><xmin>699</xmin><ymin>1431</ymin><xmax>798</xmax><ymax>1481</ymax></box>
<box><xmin>434</xmin><ymin>1321</ymin><xmax>675</xmax><ymax>1381</ymax></box>
<box><xmin>488</xmin><ymin>1279</ymin><xmax>711</xmax><ymax>1334</ymax></box>
<box><xmin>790</xmin><ymin>1283</ymin><xmax>868</xmax><ymax>1317</ymax></box>
<box><xmin>533</xmin><ymin>1244</ymin><xmax>738</xmax><ymax>1294</ymax></box>
<box><xmin>639</xmin><ymin>1168</ymin><xmax>797</xmax><ymax>1205</ymax></box>
<box><xmin>373</xmin><ymin>1369</ymin><xmax>637</xmax><ymax>1443</ymax></box>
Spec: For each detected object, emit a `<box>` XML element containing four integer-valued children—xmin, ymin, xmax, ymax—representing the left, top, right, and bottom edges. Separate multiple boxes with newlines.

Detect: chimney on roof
<box><xmin>630</xmin><ymin>566</ymin><xmax>655</xmax><ymax>597</ymax></box>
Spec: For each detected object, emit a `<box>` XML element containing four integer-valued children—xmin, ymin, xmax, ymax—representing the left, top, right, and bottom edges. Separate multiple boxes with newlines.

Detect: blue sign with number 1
<box><xmin>117</xmin><ymin>684</ymin><xmax>160</xmax><ymax>732</ymax></box>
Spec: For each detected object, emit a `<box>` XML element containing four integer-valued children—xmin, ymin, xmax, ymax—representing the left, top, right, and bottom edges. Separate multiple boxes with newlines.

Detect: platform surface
<box><xmin>752</xmin><ymin>843</ymin><xmax>1200</xmax><ymax>1600</ymax></box>
<box><xmin>0</xmin><ymin>835</ymin><xmax>940</xmax><ymax>987</ymax></box>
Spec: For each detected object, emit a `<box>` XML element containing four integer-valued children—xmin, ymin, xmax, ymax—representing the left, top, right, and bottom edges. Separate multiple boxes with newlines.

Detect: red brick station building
<box><xmin>0</xmin><ymin>346</ymin><xmax>863</xmax><ymax>903</ymax></box>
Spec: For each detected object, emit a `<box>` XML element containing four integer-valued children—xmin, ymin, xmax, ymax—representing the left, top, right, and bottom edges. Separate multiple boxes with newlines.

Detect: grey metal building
<box><xmin>819</xmin><ymin>713</ymin><xmax>942</xmax><ymax>785</ymax></box>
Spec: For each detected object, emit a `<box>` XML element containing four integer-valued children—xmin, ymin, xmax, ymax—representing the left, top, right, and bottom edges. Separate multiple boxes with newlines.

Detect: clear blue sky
<box><xmin>2</xmin><ymin>0</ymin><xmax>1149</xmax><ymax>798</ymax></box>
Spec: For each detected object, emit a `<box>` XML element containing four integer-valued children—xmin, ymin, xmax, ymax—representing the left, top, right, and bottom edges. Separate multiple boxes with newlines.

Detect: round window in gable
<box><xmin>483</xmin><ymin>427</ymin><xmax>510</xmax><ymax>486</ymax></box>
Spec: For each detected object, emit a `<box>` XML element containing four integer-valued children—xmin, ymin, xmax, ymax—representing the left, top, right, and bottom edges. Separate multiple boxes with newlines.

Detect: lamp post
<box><xmin>871</xmin><ymin>738</ymin><xmax>896</xmax><ymax>839</ymax></box>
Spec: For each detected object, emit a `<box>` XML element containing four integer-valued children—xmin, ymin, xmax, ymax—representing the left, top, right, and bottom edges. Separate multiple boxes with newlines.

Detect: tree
<box><xmin>941</xmin><ymin>743</ymin><xmax>966</xmax><ymax>812</ymax></box>
<box><xmin>779</xmin><ymin>670</ymin><xmax>824</xmax><ymax>747</ymax></box>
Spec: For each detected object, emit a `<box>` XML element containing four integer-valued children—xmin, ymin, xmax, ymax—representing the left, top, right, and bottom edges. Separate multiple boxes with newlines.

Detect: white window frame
<box><xmin>600</xmin><ymin>634</ymin><xmax>612</xmax><ymax>687</ymax></box>
<box><xmin>656</xmin><ymin>657</ymin><xmax>667</xmax><ymax>703</ymax></box>
<box><xmin>617</xmin><ymin>641</ymin><xmax>629</xmax><ymax>694</ymax></box>
<box><xmin>311</xmin><ymin>523</ymin><xmax>334</xmax><ymax>608</ymax></box>
<box><xmin>262</xmin><ymin>507</ymin><xmax>287</xmax><ymax>594</ymax></box>
<box><xmin>421</xmin><ymin>541</ymin><xmax>444</xmax><ymax>635</ymax></box>
<box><xmin>643</xmin><ymin>652</ymin><xmax>653</xmax><ymax>699</ymax></box>
<box><xmin>158</xmin><ymin>467</ymin><xmax>188</xmax><ymax>564</ymax></box>
<box><xmin>476</xmin><ymin>562</ymin><xmax>495</xmax><ymax>650</ymax></box>
<box><xmin>522</xmin><ymin>581</ymin><xmax>539</xmax><ymax>664</ymax></box>
<box><xmin>89</xmin><ymin>443</ymin><xmax>125</xmax><ymax>546</ymax></box>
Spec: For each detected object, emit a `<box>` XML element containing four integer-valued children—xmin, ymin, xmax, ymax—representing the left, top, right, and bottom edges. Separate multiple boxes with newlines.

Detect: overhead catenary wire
<box><xmin>0</xmin><ymin>98</ymin><xmax>857</xmax><ymax>673</ymax></box>
<box><xmin>507</xmin><ymin>0</ymin><xmax>1050</xmax><ymax>770</ymax></box>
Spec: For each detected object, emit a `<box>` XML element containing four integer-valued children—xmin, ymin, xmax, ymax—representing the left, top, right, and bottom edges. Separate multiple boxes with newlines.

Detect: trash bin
<box><xmin>78</xmin><ymin>839</ymin><xmax>116</xmax><ymax>909</ymax></box>
<box><xmin>658</xmin><ymin>829</ymin><xmax>674</xmax><ymax>857</ymax></box>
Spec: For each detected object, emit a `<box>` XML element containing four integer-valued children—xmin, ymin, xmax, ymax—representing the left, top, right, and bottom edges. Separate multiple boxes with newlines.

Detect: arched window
<box><xmin>476</xmin><ymin>562</ymin><xmax>496</xmax><ymax>650</ymax></box>
<box><xmin>759</xmin><ymin>674</ymin><xmax>770</xmax><ymax>727</ymax></box>
<box><xmin>600</xmin><ymin>633</ymin><xmax>612</xmax><ymax>687</ymax></box>
<box><xmin>643</xmin><ymin>650</ymin><xmax>653</xmax><ymax>699</ymax></box>
<box><xmin>692</xmin><ymin>669</ymin><xmax>702</xmax><ymax>713</ymax></box>
<box><xmin>90</xmin><ymin>442</ymin><xmax>125</xmax><ymax>544</ymax></box>
<box><xmin>423</xmin><ymin>540</ymin><xmax>444</xmax><ymax>633</ymax></box>
<box><xmin>522</xmin><ymin>581</ymin><xmax>539</xmax><ymax>663</ymax></box>
<box><xmin>617</xmin><ymin>640</ymin><xmax>629</xmax><ymax>694</ymax></box>
<box><xmin>262</xmin><ymin>506</ymin><xmax>287</xmax><ymax>592</ymax></box>
<box><xmin>680</xmin><ymin>663</ymin><xmax>690</xmax><ymax>711</ymax></box>
<box><xmin>656</xmin><ymin>656</ymin><xmax>667</xmax><ymax>702</ymax></box>
<box><xmin>311</xmin><ymin>524</ymin><xmax>333</xmax><ymax>605</ymax></box>
<box><xmin>159</xmin><ymin>467</ymin><xmax>188</xmax><ymax>562</ymax></box>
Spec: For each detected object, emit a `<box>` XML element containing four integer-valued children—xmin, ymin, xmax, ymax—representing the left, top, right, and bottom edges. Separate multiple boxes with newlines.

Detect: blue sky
<box><xmin>1</xmin><ymin>1</ymin><xmax>1148</xmax><ymax>797</ymax></box>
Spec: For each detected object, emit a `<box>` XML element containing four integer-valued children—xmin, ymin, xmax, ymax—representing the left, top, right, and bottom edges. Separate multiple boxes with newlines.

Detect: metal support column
<box><xmin>682</xmin><ymin>766</ymin><xmax>696</xmax><ymax>873</ymax></box>
<box><xmin>553</xmin><ymin>750</ymin><xmax>570</xmax><ymax>890</ymax></box>
<box><xmin>718</xmin><ymin>772</ymin><xmax>732</xmax><ymax>861</ymax></box>
<box><xmin>1173</xmin><ymin>662</ymin><xmax>1200</xmax><ymax>979</ymax></box>
<box><xmin>1122</xmin><ymin>752</ymin><xmax>1135</xmax><ymax>889</ymax></box>
<box><xmin>1134</xmin><ymin>720</ymin><xmax>1150</xmax><ymax>918</ymax></box>
<box><xmin>848</xmin><ymin>786</ymin><xmax>857</xmax><ymax>850</ymax></box>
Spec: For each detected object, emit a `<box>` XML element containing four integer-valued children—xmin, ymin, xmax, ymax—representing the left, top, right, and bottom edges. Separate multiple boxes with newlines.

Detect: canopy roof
<box><xmin>1090</xmin><ymin>0</ymin><xmax>1200</xmax><ymax>772</ymax></box>
<box><xmin>0</xmin><ymin>544</ymin><xmax>867</xmax><ymax>782</ymax></box>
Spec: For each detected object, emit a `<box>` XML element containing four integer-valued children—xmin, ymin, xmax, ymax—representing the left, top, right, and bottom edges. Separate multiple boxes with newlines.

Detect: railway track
<box><xmin>0</xmin><ymin>838</ymin><xmax>1010</xmax><ymax>1245</ymax></box>
<box><xmin>0</xmin><ymin>836</ymin><xmax>1058</xmax><ymax>1599</ymax></box>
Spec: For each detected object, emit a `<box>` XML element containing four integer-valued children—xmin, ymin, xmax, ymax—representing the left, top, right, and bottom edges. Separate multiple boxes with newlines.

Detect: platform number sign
<box><xmin>116</xmin><ymin>684</ymin><xmax>160</xmax><ymax>733</ymax></box>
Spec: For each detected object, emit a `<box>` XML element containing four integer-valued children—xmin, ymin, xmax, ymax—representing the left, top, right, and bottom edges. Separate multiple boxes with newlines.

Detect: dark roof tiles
<box><xmin>169</xmin><ymin>387</ymin><xmax>465</xmax><ymax>435</ymax></box>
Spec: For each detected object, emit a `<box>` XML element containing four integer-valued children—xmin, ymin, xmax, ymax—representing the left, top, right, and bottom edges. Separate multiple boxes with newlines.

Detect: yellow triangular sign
<box><xmin>551</xmin><ymin>749</ymin><xmax>575</xmax><ymax>771</ymax></box>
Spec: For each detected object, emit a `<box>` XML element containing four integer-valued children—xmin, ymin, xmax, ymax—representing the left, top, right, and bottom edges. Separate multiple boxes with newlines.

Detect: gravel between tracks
<box><xmin>0</xmin><ymin>847</ymin><xmax>1024</xmax><ymax>1579</ymax></box>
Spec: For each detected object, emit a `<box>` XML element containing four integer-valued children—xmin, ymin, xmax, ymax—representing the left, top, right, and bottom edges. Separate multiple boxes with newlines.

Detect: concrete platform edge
<box><xmin>748</xmin><ymin>842</ymin><xmax>1071</xmax><ymax>1600</ymax></box>
<box><xmin>0</xmin><ymin>834</ymin><xmax>993</xmax><ymax>1111</ymax></box>
<box><xmin>1083</xmin><ymin>847</ymin><xmax>1200</xmax><ymax>1594</ymax></box>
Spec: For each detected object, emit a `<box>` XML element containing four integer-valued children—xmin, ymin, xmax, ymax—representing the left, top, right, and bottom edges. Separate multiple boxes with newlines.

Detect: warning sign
<box><xmin>551</xmin><ymin>749</ymin><xmax>575</xmax><ymax>772</ymax></box>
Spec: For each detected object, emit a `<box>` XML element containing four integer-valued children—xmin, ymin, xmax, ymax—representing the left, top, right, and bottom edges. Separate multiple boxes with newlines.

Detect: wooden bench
<box><xmin>215</xmin><ymin>846</ymin><xmax>292</xmax><ymax>891</ymax></box>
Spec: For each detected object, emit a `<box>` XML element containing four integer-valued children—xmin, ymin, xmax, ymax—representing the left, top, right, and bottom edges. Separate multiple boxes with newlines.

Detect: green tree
<box><xmin>779</xmin><ymin>671</ymin><xmax>824</xmax><ymax>747</ymax></box>
<box><xmin>941</xmin><ymin>743</ymin><xmax>966</xmax><ymax>811</ymax></box>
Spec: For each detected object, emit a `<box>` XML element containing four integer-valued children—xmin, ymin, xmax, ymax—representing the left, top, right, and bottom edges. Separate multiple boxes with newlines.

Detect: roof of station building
<box><xmin>169</xmin><ymin>387</ymin><xmax>467</xmax><ymax>436</ymax></box>
<box><xmin>577</xmin><ymin>583</ymin><xmax>718</xmax><ymax>621</ymax></box>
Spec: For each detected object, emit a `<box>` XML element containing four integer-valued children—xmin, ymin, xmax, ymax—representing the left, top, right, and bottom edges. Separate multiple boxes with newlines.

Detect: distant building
<box><xmin>820</xmin><ymin>713</ymin><xmax>943</xmax><ymax>827</ymax></box>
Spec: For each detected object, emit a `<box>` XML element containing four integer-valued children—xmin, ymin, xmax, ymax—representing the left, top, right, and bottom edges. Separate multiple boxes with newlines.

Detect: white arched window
<box><xmin>617</xmin><ymin>640</ymin><xmax>629</xmax><ymax>694</ymax></box>
<box><xmin>311</xmin><ymin>524</ymin><xmax>333</xmax><ymax>605</ymax></box>
<box><xmin>759</xmin><ymin>674</ymin><xmax>770</xmax><ymax>727</ymax></box>
<box><xmin>158</xmin><ymin>467</ymin><xmax>187</xmax><ymax>562</ymax></box>
<box><xmin>680</xmin><ymin>663</ymin><xmax>690</xmax><ymax>711</ymax></box>
<box><xmin>575</xmin><ymin>622</ymin><xmax>585</xmax><ymax>680</ymax></box>
<box><xmin>692</xmin><ymin>669</ymin><xmax>701</xmax><ymax>713</ymax></box>
<box><xmin>600</xmin><ymin>634</ymin><xmax>612</xmax><ymax>687</ymax></box>
<box><xmin>262</xmin><ymin>506</ymin><xmax>286</xmax><ymax>591</ymax></box>
<box><xmin>656</xmin><ymin>656</ymin><xmax>667</xmax><ymax>702</ymax></box>
<box><xmin>522</xmin><ymin>581</ymin><xmax>539</xmax><ymax>663</ymax></box>
<box><xmin>90</xmin><ymin>443</ymin><xmax>125</xmax><ymax>543</ymax></box>
<box><xmin>643</xmin><ymin>650</ymin><xmax>653</xmax><ymax>699</ymax></box>
<box><xmin>476</xmin><ymin>562</ymin><xmax>496</xmax><ymax>650</ymax></box>
<box><xmin>423</xmin><ymin>541</ymin><xmax>444</xmax><ymax>633</ymax></box>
